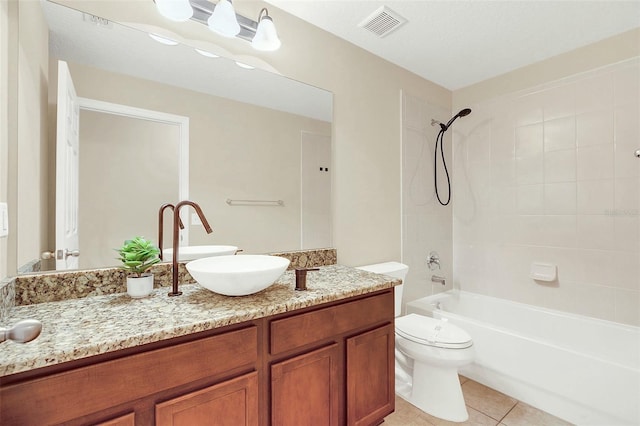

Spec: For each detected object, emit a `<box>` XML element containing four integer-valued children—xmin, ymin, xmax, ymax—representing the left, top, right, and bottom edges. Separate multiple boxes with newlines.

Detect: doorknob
<box><xmin>41</xmin><ymin>249</ymin><xmax>80</xmax><ymax>260</ymax></box>
<box><xmin>41</xmin><ymin>251</ymin><xmax>55</xmax><ymax>260</ymax></box>
<box><xmin>63</xmin><ymin>249</ymin><xmax>80</xmax><ymax>259</ymax></box>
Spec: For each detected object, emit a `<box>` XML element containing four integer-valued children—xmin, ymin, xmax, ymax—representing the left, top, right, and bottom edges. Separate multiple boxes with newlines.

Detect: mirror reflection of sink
<box><xmin>186</xmin><ymin>255</ymin><xmax>290</xmax><ymax>296</ymax></box>
<box><xmin>163</xmin><ymin>245</ymin><xmax>238</xmax><ymax>261</ymax></box>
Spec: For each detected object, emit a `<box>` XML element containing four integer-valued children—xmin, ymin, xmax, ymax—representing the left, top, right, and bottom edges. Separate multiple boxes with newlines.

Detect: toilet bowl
<box><xmin>357</xmin><ymin>262</ymin><xmax>474</xmax><ymax>422</ymax></box>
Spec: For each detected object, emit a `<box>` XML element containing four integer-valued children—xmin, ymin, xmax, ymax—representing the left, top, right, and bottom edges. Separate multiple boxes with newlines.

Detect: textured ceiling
<box><xmin>266</xmin><ymin>0</ymin><xmax>640</xmax><ymax>90</ymax></box>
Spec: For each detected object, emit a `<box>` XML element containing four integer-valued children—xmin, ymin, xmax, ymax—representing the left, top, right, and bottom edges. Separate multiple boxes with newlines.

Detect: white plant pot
<box><xmin>126</xmin><ymin>274</ymin><xmax>154</xmax><ymax>298</ymax></box>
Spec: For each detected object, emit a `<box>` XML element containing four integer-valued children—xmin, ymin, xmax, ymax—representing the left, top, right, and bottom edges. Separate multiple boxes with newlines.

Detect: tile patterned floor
<box><xmin>384</xmin><ymin>376</ymin><xmax>573</xmax><ymax>425</ymax></box>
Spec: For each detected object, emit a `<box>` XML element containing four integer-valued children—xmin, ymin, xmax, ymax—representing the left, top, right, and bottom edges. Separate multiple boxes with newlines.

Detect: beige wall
<box><xmin>0</xmin><ymin>1</ymin><xmax>10</xmax><ymax>280</ymax></box>
<box><xmin>78</xmin><ymin>110</ymin><xmax>180</xmax><ymax>269</ymax></box>
<box><xmin>0</xmin><ymin>0</ymin><xmax>49</xmax><ymax>279</ymax></box>
<box><xmin>16</xmin><ymin>0</ymin><xmax>49</xmax><ymax>272</ymax></box>
<box><xmin>55</xmin><ymin>0</ymin><xmax>451</xmax><ymax>268</ymax></box>
<box><xmin>453</xmin><ymin>28</ymin><xmax>640</xmax><ymax>107</ymax></box>
<box><xmin>60</xmin><ymin>61</ymin><xmax>330</xmax><ymax>259</ymax></box>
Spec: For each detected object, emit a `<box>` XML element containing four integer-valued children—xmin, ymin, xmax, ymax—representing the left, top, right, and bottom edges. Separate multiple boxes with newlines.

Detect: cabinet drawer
<box><xmin>0</xmin><ymin>326</ymin><xmax>258</xmax><ymax>425</ymax></box>
<box><xmin>270</xmin><ymin>290</ymin><xmax>393</xmax><ymax>355</ymax></box>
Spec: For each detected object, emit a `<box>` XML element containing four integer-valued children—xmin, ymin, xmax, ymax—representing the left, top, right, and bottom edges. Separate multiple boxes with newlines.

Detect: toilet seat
<box><xmin>396</xmin><ymin>314</ymin><xmax>472</xmax><ymax>349</ymax></box>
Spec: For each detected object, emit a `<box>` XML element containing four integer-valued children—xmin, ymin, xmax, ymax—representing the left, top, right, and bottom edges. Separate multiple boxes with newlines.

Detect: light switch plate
<box><xmin>0</xmin><ymin>202</ymin><xmax>8</xmax><ymax>238</ymax></box>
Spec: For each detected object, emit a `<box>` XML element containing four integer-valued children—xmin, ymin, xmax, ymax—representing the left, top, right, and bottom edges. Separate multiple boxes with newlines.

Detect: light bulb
<box><xmin>155</xmin><ymin>0</ymin><xmax>193</xmax><ymax>22</ymax></box>
<box><xmin>252</xmin><ymin>9</ymin><xmax>281</xmax><ymax>51</ymax></box>
<box><xmin>207</xmin><ymin>0</ymin><xmax>240</xmax><ymax>38</ymax></box>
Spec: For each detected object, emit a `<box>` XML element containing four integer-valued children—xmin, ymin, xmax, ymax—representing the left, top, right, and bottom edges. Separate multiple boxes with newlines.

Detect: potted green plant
<box><xmin>117</xmin><ymin>236</ymin><xmax>161</xmax><ymax>298</ymax></box>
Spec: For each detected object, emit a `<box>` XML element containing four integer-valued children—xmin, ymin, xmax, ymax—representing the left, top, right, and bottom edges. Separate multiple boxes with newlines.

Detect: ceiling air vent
<box><xmin>358</xmin><ymin>6</ymin><xmax>407</xmax><ymax>38</ymax></box>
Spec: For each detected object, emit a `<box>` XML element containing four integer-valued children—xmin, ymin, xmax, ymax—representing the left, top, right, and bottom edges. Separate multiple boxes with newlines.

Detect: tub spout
<box><xmin>431</xmin><ymin>275</ymin><xmax>446</xmax><ymax>285</ymax></box>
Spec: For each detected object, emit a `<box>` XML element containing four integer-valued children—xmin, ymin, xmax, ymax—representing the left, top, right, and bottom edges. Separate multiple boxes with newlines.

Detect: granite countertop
<box><xmin>1</xmin><ymin>265</ymin><xmax>399</xmax><ymax>377</ymax></box>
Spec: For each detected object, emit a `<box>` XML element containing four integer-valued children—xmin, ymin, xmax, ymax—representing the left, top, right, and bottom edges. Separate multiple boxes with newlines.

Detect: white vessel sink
<box><xmin>163</xmin><ymin>245</ymin><xmax>238</xmax><ymax>261</ymax></box>
<box><xmin>186</xmin><ymin>254</ymin><xmax>290</xmax><ymax>296</ymax></box>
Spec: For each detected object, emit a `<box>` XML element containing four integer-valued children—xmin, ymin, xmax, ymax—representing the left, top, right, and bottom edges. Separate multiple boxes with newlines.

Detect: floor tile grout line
<box><xmin>497</xmin><ymin>400</ymin><xmax>519</xmax><ymax>424</ymax></box>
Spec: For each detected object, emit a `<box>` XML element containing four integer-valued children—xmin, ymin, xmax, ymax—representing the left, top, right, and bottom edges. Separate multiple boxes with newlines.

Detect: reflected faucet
<box><xmin>169</xmin><ymin>201</ymin><xmax>213</xmax><ymax>296</ymax></box>
<box><xmin>158</xmin><ymin>203</ymin><xmax>184</xmax><ymax>261</ymax></box>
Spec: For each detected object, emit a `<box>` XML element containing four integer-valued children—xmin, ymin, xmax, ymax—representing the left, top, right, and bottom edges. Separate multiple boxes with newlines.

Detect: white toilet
<box><xmin>357</xmin><ymin>262</ymin><xmax>474</xmax><ymax>422</ymax></box>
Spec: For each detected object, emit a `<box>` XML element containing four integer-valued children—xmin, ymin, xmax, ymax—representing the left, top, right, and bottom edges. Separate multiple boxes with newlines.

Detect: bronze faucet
<box><xmin>169</xmin><ymin>200</ymin><xmax>213</xmax><ymax>296</ymax></box>
<box><xmin>158</xmin><ymin>203</ymin><xmax>184</xmax><ymax>261</ymax></box>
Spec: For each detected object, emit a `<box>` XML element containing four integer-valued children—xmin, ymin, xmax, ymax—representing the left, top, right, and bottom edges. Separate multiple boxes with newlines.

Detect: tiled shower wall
<box><xmin>453</xmin><ymin>58</ymin><xmax>639</xmax><ymax>326</ymax></box>
<box><xmin>401</xmin><ymin>93</ymin><xmax>454</xmax><ymax>308</ymax></box>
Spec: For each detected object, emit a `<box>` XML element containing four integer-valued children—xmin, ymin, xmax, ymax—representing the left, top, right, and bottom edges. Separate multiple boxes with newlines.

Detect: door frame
<box><xmin>76</xmin><ymin>97</ymin><xmax>190</xmax><ymax>245</ymax></box>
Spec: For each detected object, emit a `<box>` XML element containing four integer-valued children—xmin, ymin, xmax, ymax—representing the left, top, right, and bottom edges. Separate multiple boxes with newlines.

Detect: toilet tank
<box><xmin>356</xmin><ymin>262</ymin><xmax>408</xmax><ymax>317</ymax></box>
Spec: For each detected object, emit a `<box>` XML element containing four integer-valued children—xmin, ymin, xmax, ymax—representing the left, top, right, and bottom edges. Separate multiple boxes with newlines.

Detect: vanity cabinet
<box><xmin>0</xmin><ymin>289</ymin><xmax>394</xmax><ymax>426</ymax></box>
<box><xmin>271</xmin><ymin>344</ymin><xmax>341</xmax><ymax>425</ymax></box>
<box><xmin>269</xmin><ymin>290</ymin><xmax>395</xmax><ymax>426</ymax></box>
<box><xmin>156</xmin><ymin>372</ymin><xmax>259</xmax><ymax>426</ymax></box>
<box><xmin>346</xmin><ymin>324</ymin><xmax>395</xmax><ymax>426</ymax></box>
<box><xmin>95</xmin><ymin>413</ymin><xmax>136</xmax><ymax>426</ymax></box>
<box><xmin>0</xmin><ymin>326</ymin><xmax>259</xmax><ymax>425</ymax></box>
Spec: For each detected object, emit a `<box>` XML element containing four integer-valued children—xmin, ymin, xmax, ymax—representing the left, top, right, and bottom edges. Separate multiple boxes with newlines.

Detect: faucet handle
<box><xmin>294</xmin><ymin>268</ymin><xmax>319</xmax><ymax>291</ymax></box>
<box><xmin>427</xmin><ymin>251</ymin><xmax>441</xmax><ymax>270</ymax></box>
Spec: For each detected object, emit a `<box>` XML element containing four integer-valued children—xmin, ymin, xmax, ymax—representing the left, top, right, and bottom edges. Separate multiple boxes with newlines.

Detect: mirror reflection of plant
<box><xmin>116</xmin><ymin>237</ymin><xmax>161</xmax><ymax>277</ymax></box>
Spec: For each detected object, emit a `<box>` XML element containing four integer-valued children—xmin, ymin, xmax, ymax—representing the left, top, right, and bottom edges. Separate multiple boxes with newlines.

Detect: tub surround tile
<box><xmin>1</xmin><ymin>264</ymin><xmax>395</xmax><ymax>377</ymax></box>
<box><xmin>14</xmin><ymin>248</ymin><xmax>337</xmax><ymax>306</ymax></box>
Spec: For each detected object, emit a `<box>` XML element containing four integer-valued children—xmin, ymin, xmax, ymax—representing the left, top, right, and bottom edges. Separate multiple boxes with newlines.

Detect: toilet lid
<box><xmin>396</xmin><ymin>314</ymin><xmax>472</xmax><ymax>349</ymax></box>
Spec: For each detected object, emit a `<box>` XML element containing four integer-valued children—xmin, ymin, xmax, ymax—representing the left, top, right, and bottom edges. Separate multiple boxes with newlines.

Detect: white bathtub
<box><xmin>407</xmin><ymin>291</ymin><xmax>640</xmax><ymax>426</ymax></box>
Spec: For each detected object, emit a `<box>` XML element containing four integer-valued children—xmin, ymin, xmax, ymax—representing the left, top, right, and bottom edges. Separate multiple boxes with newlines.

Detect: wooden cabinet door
<box><xmin>156</xmin><ymin>372</ymin><xmax>258</xmax><ymax>426</ymax></box>
<box><xmin>346</xmin><ymin>324</ymin><xmax>394</xmax><ymax>426</ymax></box>
<box><xmin>271</xmin><ymin>344</ymin><xmax>340</xmax><ymax>426</ymax></box>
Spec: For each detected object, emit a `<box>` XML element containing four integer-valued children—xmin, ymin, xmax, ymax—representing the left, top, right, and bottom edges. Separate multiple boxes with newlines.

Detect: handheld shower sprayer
<box><xmin>442</xmin><ymin>108</ymin><xmax>472</xmax><ymax>131</ymax></box>
<box><xmin>433</xmin><ymin>108</ymin><xmax>472</xmax><ymax>206</ymax></box>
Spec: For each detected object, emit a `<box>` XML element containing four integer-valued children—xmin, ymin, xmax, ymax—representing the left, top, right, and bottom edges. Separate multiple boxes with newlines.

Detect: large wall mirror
<box><xmin>16</xmin><ymin>0</ymin><xmax>333</xmax><ymax>274</ymax></box>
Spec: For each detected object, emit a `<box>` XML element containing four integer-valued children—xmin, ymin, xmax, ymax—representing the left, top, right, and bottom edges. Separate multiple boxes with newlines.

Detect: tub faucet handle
<box><xmin>427</xmin><ymin>251</ymin><xmax>440</xmax><ymax>270</ymax></box>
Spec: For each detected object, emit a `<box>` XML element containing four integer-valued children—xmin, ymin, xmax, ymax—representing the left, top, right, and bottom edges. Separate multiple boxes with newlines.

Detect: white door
<box><xmin>301</xmin><ymin>132</ymin><xmax>332</xmax><ymax>249</ymax></box>
<box><xmin>55</xmin><ymin>60</ymin><xmax>80</xmax><ymax>270</ymax></box>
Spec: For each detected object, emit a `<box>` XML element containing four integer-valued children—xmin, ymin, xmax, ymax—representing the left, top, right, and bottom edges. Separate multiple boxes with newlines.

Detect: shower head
<box><xmin>441</xmin><ymin>108</ymin><xmax>472</xmax><ymax>131</ymax></box>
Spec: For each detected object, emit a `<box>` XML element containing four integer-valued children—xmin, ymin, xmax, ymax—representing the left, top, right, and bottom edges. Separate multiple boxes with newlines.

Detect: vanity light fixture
<box><xmin>251</xmin><ymin>8</ymin><xmax>281</xmax><ymax>51</ymax></box>
<box><xmin>207</xmin><ymin>0</ymin><xmax>240</xmax><ymax>37</ymax></box>
<box><xmin>153</xmin><ymin>0</ymin><xmax>281</xmax><ymax>51</ymax></box>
